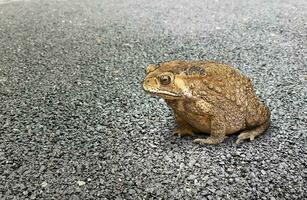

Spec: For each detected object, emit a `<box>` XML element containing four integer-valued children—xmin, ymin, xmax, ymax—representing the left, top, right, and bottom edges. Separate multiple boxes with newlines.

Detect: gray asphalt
<box><xmin>0</xmin><ymin>0</ymin><xmax>306</xmax><ymax>199</ymax></box>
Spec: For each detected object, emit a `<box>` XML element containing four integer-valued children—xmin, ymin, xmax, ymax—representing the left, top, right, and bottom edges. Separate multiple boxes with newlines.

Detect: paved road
<box><xmin>0</xmin><ymin>0</ymin><xmax>306</xmax><ymax>199</ymax></box>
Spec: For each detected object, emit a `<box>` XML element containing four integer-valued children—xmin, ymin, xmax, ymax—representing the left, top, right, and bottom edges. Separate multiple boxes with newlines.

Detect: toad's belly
<box><xmin>178</xmin><ymin>112</ymin><xmax>245</xmax><ymax>135</ymax></box>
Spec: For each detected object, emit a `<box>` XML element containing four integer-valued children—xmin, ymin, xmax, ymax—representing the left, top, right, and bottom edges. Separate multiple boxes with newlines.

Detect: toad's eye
<box><xmin>159</xmin><ymin>75</ymin><xmax>171</xmax><ymax>85</ymax></box>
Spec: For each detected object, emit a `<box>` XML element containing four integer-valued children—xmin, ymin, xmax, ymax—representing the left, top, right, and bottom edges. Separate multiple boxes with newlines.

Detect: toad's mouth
<box><xmin>145</xmin><ymin>89</ymin><xmax>181</xmax><ymax>97</ymax></box>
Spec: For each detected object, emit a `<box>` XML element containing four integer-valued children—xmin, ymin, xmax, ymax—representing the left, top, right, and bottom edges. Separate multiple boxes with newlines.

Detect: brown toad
<box><xmin>142</xmin><ymin>60</ymin><xmax>270</xmax><ymax>144</ymax></box>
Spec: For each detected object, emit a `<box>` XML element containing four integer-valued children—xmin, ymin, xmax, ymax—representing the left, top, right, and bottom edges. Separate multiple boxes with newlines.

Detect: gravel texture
<box><xmin>0</xmin><ymin>0</ymin><xmax>306</xmax><ymax>199</ymax></box>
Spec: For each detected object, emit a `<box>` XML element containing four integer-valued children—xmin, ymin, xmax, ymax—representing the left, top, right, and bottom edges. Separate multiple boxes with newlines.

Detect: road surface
<box><xmin>0</xmin><ymin>0</ymin><xmax>306</xmax><ymax>199</ymax></box>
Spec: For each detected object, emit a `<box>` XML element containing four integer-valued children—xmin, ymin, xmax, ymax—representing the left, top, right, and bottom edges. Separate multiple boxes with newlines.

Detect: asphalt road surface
<box><xmin>0</xmin><ymin>0</ymin><xmax>306</xmax><ymax>199</ymax></box>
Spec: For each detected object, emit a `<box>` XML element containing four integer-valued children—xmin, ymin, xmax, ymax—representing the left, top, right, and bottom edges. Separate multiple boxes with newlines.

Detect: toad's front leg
<box><xmin>194</xmin><ymin>114</ymin><xmax>227</xmax><ymax>145</ymax></box>
<box><xmin>173</xmin><ymin>113</ymin><xmax>194</xmax><ymax>137</ymax></box>
<box><xmin>173</xmin><ymin>127</ymin><xmax>194</xmax><ymax>137</ymax></box>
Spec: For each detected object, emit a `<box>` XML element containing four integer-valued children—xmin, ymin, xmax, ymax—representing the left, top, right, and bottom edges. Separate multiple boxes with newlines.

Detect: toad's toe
<box><xmin>194</xmin><ymin>136</ymin><xmax>226</xmax><ymax>145</ymax></box>
<box><xmin>173</xmin><ymin>127</ymin><xmax>194</xmax><ymax>137</ymax></box>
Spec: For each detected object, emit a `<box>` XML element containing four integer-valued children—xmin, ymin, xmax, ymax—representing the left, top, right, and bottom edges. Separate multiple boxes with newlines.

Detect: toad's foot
<box><xmin>173</xmin><ymin>127</ymin><xmax>194</xmax><ymax>137</ymax></box>
<box><xmin>236</xmin><ymin>121</ymin><xmax>270</xmax><ymax>144</ymax></box>
<box><xmin>235</xmin><ymin>131</ymin><xmax>259</xmax><ymax>144</ymax></box>
<box><xmin>194</xmin><ymin>136</ymin><xmax>226</xmax><ymax>145</ymax></box>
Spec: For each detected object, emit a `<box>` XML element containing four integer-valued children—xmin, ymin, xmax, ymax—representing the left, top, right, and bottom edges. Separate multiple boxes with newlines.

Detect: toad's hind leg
<box><xmin>236</xmin><ymin>120</ymin><xmax>270</xmax><ymax>144</ymax></box>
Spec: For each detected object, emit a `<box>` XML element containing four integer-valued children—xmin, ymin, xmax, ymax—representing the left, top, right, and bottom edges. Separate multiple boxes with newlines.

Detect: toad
<box><xmin>143</xmin><ymin>60</ymin><xmax>270</xmax><ymax>144</ymax></box>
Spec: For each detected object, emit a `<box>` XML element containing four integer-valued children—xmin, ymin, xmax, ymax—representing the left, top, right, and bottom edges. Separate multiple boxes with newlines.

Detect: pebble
<box><xmin>77</xmin><ymin>181</ymin><xmax>86</xmax><ymax>186</ymax></box>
